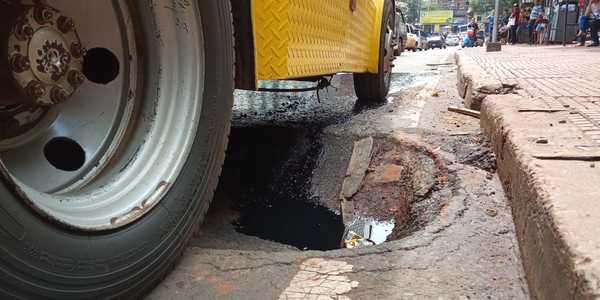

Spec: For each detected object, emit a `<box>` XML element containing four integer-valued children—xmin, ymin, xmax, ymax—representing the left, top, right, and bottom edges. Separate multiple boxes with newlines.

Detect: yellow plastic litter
<box><xmin>344</xmin><ymin>231</ymin><xmax>375</xmax><ymax>248</ymax></box>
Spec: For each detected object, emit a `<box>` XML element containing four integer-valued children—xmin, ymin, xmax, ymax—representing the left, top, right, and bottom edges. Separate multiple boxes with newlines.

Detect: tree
<box><xmin>469</xmin><ymin>0</ymin><xmax>492</xmax><ymax>16</ymax></box>
<box><xmin>469</xmin><ymin>0</ymin><xmax>514</xmax><ymax>19</ymax></box>
<box><xmin>397</xmin><ymin>0</ymin><xmax>419</xmax><ymax>23</ymax></box>
<box><xmin>397</xmin><ymin>0</ymin><xmax>429</xmax><ymax>23</ymax></box>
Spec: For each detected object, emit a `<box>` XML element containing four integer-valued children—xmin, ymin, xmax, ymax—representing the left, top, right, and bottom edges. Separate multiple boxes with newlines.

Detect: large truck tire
<box><xmin>0</xmin><ymin>0</ymin><xmax>233</xmax><ymax>298</ymax></box>
<box><xmin>353</xmin><ymin>0</ymin><xmax>393</xmax><ymax>103</ymax></box>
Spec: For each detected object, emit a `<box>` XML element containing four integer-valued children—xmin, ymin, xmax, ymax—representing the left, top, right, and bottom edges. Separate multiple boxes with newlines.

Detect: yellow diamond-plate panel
<box><xmin>252</xmin><ymin>0</ymin><xmax>384</xmax><ymax>81</ymax></box>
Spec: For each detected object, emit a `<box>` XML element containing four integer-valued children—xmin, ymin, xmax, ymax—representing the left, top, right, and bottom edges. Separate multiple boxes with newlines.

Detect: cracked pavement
<box><xmin>148</xmin><ymin>48</ymin><xmax>530</xmax><ymax>300</ymax></box>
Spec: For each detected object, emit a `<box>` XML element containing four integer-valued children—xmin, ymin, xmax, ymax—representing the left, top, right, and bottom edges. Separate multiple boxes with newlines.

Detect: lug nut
<box><xmin>14</xmin><ymin>21</ymin><xmax>34</xmax><ymax>41</ymax></box>
<box><xmin>57</xmin><ymin>16</ymin><xmax>74</xmax><ymax>33</ymax></box>
<box><xmin>68</xmin><ymin>70</ymin><xmax>85</xmax><ymax>87</ymax></box>
<box><xmin>50</xmin><ymin>87</ymin><xmax>68</xmax><ymax>104</ymax></box>
<box><xmin>70</xmin><ymin>43</ymin><xmax>84</xmax><ymax>58</ymax></box>
<box><xmin>25</xmin><ymin>81</ymin><xmax>46</xmax><ymax>100</ymax></box>
<box><xmin>33</xmin><ymin>6</ymin><xmax>53</xmax><ymax>25</ymax></box>
<box><xmin>10</xmin><ymin>54</ymin><xmax>30</xmax><ymax>73</ymax></box>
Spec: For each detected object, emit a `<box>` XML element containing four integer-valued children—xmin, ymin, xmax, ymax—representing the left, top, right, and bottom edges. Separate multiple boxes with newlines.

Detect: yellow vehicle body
<box><xmin>251</xmin><ymin>0</ymin><xmax>385</xmax><ymax>81</ymax></box>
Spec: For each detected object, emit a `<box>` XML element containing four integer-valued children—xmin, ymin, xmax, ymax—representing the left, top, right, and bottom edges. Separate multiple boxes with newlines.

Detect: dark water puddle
<box><xmin>236</xmin><ymin>198</ymin><xmax>344</xmax><ymax>251</ymax></box>
<box><xmin>221</xmin><ymin>126</ymin><xmax>344</xmax><ymax>251</ymax></box>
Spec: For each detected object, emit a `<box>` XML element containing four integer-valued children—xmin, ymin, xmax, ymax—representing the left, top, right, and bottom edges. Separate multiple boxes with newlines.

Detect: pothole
<box><xmin>220</xmin><ymin>124</ymin><xmax>448</xmax><ymax>251</ymax></box>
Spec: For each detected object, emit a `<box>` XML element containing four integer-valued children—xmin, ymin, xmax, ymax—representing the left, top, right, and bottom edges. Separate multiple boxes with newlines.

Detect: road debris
<box><xmin>518</xmin><ymin>109</ymin><xmax>567</xmax><ymax>113</ymax></box>
<box><xmin>343</xmin><ymin>231</ymin><xmax>374</xmax><ymax>248</ymax></box>
<box><xmin>341</xmin><ymin>137</ymin><xmax>374</xmax><ymax>199</ymax></box>
<box><xmin>532</xmin><ymin>155</ymin><xmax>600</xmax><ymax>161</ymax></box>
<box><xmin>448</xmin><ymin>106</ymin><xmax>481</xmax><ymax>119</ymax></box>
<box><xmin>485</xmin><ymin>208</ymin><xmax>498</xmax><ymax>217</ymax></box>
<box><xmin>343</xmin><ymin>217</ymin><xmax>395</xmax><ymax>248</ymax></box>
<box><xmin>449</xmin><ymin>132</ymin><xmax>472</xmax><ymax>136</ymax></box>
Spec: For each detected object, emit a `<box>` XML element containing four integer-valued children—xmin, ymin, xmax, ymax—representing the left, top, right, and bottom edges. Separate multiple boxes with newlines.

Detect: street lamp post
<box><xmin>491</xmin><ymin>0</ymin><xmax>500</xmax><ymax>42</ymax></box>
<box><xmin>487</xmin><ymin>0</ymin><xmax>502</xmax><ymax>51</ymax></box>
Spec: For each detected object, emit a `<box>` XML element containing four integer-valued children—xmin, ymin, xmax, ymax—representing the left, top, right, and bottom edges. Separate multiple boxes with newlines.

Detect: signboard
<box><xmin>420</xmin><ymin>10</ymin><xmax>454</xmax><ymax>24</ymax></box>
<box><xmin>453</xmin><ymin>16</ymin><xmax>467</xmax><ymax>25</ymax></box>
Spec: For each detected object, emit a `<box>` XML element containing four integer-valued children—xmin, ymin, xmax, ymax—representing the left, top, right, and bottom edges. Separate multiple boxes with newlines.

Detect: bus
<box><xmin>0</xmin><ymin>0</ymin><xmax>397</xmax><ymax>297</ymax></box>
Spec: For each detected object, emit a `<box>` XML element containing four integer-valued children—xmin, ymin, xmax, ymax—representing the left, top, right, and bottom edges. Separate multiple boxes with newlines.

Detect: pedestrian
<box><xmin>535</xmin><ymin>11</ymin><xmax>548</xmax><ymax>45</ymax></box>
<box><xmin>469</xmin><ymin>18</ymin><xmax>479</xmax><ymax>33</ymax></box>
<box><xmin>577</xmin><ymin>14</ymin><xmax>591</xmax><ymax>45</ymax></box>
<box><xmin>486</xmin><ymin>12</ymin><xmax>495</xmax><ymax>42</ymax></box>
<box><xmin>509</xmin><ymin>3</ymin><xmax>521</xmax><ymax>44</ymax></box>
<box><xmin>500</xmin><ymin>24</ymin><xmax>510</xmax><ymax>43</ymax></box>
<box><xmin>585</xmin><ymin>0</ymin><xmax>600</xmax><ymax>46</ymax></box>
<box><xmin>529</xmin><ymin>0</ymin><xmax>543</xmax><ymax>45</ymax></box>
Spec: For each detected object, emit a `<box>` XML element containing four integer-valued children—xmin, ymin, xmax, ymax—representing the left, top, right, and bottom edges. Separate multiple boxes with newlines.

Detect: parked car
<box><xmin>446</xmin><ymin>34</ymin><xmax>460</xmax><ymax>46</ymax></box>
<box><xmin>405</xmin><ymin>25</ymin><xmax>418</xmax><ymax>51</ymax></box>
<box><xmin>417</xmin><ymin>30</ymin><xmax>429</xmax><ymax>50</ymax></box>
<box><xmin>393</xmin><ymin>11</ymin><xmax>408</xmax><ymax>55</ymax></box>
<box><xmin>427</xmin><ymin>32</ymin><xmax>446</xmax><ymax>49</ymax></box>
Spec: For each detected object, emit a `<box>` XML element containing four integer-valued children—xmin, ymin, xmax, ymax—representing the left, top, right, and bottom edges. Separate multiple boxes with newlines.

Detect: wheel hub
<box><xmin>8</xmin><ymin>4</ymin><xmax>85</xmax><ymax>107</ymax></box>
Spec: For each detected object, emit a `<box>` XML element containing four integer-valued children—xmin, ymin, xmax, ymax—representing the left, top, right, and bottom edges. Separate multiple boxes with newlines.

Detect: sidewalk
<box><xmin>456</xmin><ymin>45</ymin><xmax>600</xmax><ymax>299</ymax></box>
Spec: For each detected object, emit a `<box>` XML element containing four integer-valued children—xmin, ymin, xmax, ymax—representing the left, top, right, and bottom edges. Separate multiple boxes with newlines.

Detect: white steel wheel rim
<box><xmin>0</xmin><ymin>1</ymin><xmax>204</xmax><ymax>230</ymax></box>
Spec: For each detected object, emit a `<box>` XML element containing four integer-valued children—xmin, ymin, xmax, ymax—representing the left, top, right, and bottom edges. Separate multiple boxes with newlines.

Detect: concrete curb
<box><xmin>455</xmin><ymin>51</ymin><xmax>517</xmax><ymax>111</ymax></box>
<box><xmin>480</xmin><ymin>95</ymin><xmax>600</xmax><ymax>299</ymax></box>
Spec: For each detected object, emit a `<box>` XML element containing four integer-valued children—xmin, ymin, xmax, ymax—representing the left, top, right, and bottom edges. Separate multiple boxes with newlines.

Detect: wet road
<box><xmin>148</xmin><ymin>47</ymin><xmax>530</xmax><ymax>299</ymax></box>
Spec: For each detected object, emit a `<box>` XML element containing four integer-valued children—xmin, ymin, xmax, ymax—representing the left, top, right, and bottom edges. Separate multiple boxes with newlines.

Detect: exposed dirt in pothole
<box><xmin>341</xmin><ymin>136</ymin><xmax>450</xmax><ymax>245</ymax></box>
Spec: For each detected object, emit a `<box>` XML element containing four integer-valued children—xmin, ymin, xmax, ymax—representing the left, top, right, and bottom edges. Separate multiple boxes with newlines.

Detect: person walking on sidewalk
<box><xmin>586</xmin><ymin>0</ymin><xmax>600</xmax><ymax>46</ymax></box>
<box><xmin>509</xmin><ymin>3</ymin><xmax>521</xmax><ymax>44</ymax></box>
<box><xmin>529</xmin><ymin>0</ymin><xmax>544</xmax><ymax>45</ymax></box>
<box><xmin>486</xmin><ymin>13</ymin><xmax>495</xmax><ymax>42</ymax></box>
<box><xmin>535</xmin><ymin>10</ymin><xmax>549</xmax><ymax>45</ymax></box>
<box><xmin>577</xmin><ymin>13</ymin><xmax>591</xmax><ymax>45</ymax></box>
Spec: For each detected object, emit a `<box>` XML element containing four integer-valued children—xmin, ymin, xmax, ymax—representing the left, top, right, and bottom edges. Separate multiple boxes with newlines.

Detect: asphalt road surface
<box><xmin>148</xmin><ymin>47</ymin><xmax>530</xmax><ymax>300</ymax></box>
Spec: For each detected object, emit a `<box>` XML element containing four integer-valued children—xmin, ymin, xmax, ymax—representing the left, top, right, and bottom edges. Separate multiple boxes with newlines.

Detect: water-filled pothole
<box><xmin>219</xmin><ymin>124</ymin><xmax>447</xmax><ymax>251</ymax></box>
<box><xmin>220</xmin><ymin>126</ymin><xmax>344</xmax><ymax>251</ymax></box>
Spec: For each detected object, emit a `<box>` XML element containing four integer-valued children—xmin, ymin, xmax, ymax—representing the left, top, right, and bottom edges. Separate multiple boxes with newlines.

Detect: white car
<box><xmin>426</xmin><ymin>33</ymin><xmax>445</xmax><ymax>49</ymax></box>
<box><xmin>446</xmin><ymin>34</ymin><xmax>460</xmax><ymax>46</ymax></box>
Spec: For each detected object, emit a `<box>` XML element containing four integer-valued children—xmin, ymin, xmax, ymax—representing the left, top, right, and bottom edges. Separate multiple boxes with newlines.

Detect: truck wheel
<box><xmin>353</xmin><ymin>0</ymin><xmax>393</xmax><ymax>103</ymax></box>
<box><xmin>0</xmin><ymin>0</ymin><xmax>233</xmax><ymax>298</ymax></box>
